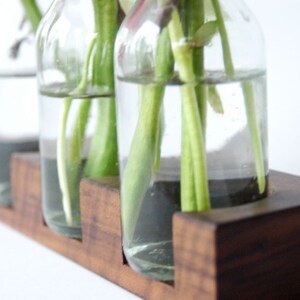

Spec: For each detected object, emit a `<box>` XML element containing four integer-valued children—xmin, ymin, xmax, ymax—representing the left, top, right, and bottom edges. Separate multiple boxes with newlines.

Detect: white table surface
<box><xmin>0</xmin><ymin>222</ymin><xmax>141</xmax><ymax>300</ymax></box>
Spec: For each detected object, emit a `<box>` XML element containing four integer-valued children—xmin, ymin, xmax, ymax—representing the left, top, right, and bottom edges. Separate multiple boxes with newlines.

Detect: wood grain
<box><xmin>0</xmin><ymin>153</ymin><xmax>299</xmax><ymax>299</ymax></box>
<box><xmin>173</xmin><ymin>171</ymin><xmax>300</xmax><ymax>299</ymax></box>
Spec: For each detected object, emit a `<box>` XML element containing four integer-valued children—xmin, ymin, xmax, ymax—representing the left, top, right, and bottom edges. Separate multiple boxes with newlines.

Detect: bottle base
<box><xmin>44</xmin><ymin>213</ymin><xmax>82</xmax><ymax>239</ymax></box>
<box><xmin>125</xmin><ymin>240</ymin><xmax>174</xmax><ymax>281</ymax></box>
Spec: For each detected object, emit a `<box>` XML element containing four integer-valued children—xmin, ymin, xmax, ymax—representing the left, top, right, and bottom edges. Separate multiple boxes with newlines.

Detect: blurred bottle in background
<box><xmin>0</xmin><ymin>0</ymin><xmax>46</xmax><ymax>206</ymax></box>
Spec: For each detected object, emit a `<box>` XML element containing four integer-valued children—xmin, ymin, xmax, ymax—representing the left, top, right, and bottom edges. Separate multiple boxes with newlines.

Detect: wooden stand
<box><xmin>0</xmin><ymin>153</ymin><xmax>300</xmax><ymax>299</ymax></box>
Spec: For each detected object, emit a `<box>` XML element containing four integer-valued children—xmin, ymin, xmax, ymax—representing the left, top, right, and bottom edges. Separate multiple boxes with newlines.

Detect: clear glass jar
<box><xmin>115</xmin><ymin>0</ymin><xmax>268</xmax><ymax>281</ymax></box>
<box><xmin>36</xmin><ymin>0</ymin><xmax>119</xmax><ymax>238</ymax></box>
<box><xmin>0</xmin><ymin>1</ymin><xmax>42</xmax><ymax>206</ymax></box>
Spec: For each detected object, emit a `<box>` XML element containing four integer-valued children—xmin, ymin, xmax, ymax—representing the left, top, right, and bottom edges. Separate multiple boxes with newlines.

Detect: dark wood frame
<box><xmin>0</xmin><ymin>153</ymin><xmax>299</xmax><ymax>299</ymax></box>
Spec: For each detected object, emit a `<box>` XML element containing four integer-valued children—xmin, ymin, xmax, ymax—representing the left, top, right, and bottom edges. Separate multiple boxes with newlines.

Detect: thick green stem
<box><xmin>84</xmin><ymin>0</ymin><xmax>119</xmax><ymax>177</ymax></box>
<box><xmin>181</xmin><ymin>115</ymin><xmax>197</xmax><ymax>211</ymax></box>
<box><xmin>84</xmin><ymin>97</ymin><xmax>119</xmax><ymax>177</ymax></box>
<box><xmin>212</xmin><ymin>0</ymin><xmax>266</xmax><ymax>193</ymax></box>
<box><xmin>20</xmin><ymin>0</ymin><xmax>42</xmax><ymax>32</ymax></box>
<box><xmin>180</xmin><ymin>0</ymin><xmax>207</xmax><ymax>212</ymax></box>
<box><xmin>92</xmin><ymin>0</ymin><xmax>117</xmax><ymax>89</ymax></box>
<box><xmin>122</xmin><ymin>84</ymin><xmax>164</xmax><ymax>244</ymax></box>
<box><xmin>155</xmin><ymin>28</ymin><xmax>174</xmax><ymax>81</ymax></box>
<box><xmin>121</xmin><ymin>23</ymin><xmax>174</xmax><ymax>244</ymax></box>
<box><xmin>168</xmin><ymin>10</ymin><xmax>195</xmax><ymax>82</ymax></box>
<box><xmin>169</xmin><ymin>9</ymin><xmax>210</xmax><ymax>211</ymax></box>
<box><xmin>181</xmin><ymin>84</ymin><xmax>210</xmax><ymax>210</ymax></box>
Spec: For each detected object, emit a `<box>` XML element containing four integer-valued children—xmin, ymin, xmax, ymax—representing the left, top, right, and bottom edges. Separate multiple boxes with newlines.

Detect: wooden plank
<box><xmin>0</xmin><ymin>153</ymin><xmax>299</xmax><ymax>299</ymax></box>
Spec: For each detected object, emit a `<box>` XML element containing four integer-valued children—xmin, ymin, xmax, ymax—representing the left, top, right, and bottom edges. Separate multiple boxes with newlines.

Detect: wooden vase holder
<box><xmin>0</xmin><ymin>152</ymin><xmax>300</xmax><ymax>299</ymax></box>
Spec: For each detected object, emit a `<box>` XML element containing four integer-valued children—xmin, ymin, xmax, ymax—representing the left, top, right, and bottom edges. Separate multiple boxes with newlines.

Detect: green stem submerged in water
<box><xmin>211</xmin><ymin>0</ymin><xmax>266</xmax><ymax>193</ymax></box>
<box><xmin>84</xmin><ymin>0</ymin><xmax>119</xmax><ymax>177</ymax></box>
<box><xmin>242</xmin><ymin>81</ymin><xmax>266</xmax><ymax>193</ymax></box>
<box><xmin>168</xmin><ymin>8</ymin><xmax>210</xmax><ymax>211</ymax></box>
<box><xmin>57</xmin><ymin>98</ymin><xmax>73</xmax><ymax>225</ymax></box>
<box><xmin>122</xmin><ymin>1</ymin><xmax>213</xmax><ymax>244</ymax></box>
<box><xmin>122</xmin><ymin>0</ymin><xmax>266</xmax><ymax>242</ymax></box>
<box><xmin>122</xmin><ymin>24</ymin><xmax>174</xmax><ymax>244</ymax></box>
<box><xmin>181</xmin><ymin>0</ymin><xmax>208</xmax><ymax>211</ymax></box>
<box><xmin>57</xmin><ymin>37</ymin><xmax>96</xmax><ymax>226</ymax></box>
<box><xmin>122</xmin><ymin>84</ymin><xmax>165</xmax><ymax>244</ymax></box>
<box><xmin>57</xmin><ymin>0</ymin><xmax>119</xmax><ymax>226</ymax></box>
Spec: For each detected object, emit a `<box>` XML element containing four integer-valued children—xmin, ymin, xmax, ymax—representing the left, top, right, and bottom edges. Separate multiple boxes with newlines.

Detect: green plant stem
<box><xmin>152</xmin><ymin>27</ymin><xmax>174</xmax><ymax>172</ymax></box>
<box><xmin>67</xmin><ymin>100</ymin><xmax>91</xmax><ymax>212</ymax></box>
<box><xmin>84</xmin><ymin>98</ymin><xmax>119</xmax><ymax>177</ymax></box>
<box><xmin>91</xmin><ymin>0</ymin><xmax>103</xmax><ymax>86</ymax></box>
<box><xmin>187</xmin><ymin>0</ymin><xmax>206</xmax><ymax>129</ymax></box>
<box><xmin>57</xmin><ymin>0</ymin><xmax>119</xmax><ymax>225</ymax></box>
<box><xmin>242</xmin><ymin>81</ymin><xmax>265</xmax><ymax>193</ymax></box>
<box><xmin>84</xmin><ymin>0</ymin><xmax>119</xmax><ymax>177</ymax></box>
<box><xmin>57</xmin><ymin>98</ymin><xmax>72</xmax><ymax>225</ymax></box>
<box><xmin>122</xmin><ymin>25</ymin><xmax>173</xmax><ymax>244</ymax></box>
<box><xmin>57</xmin><ymin>37</ymin><xmax>96</xmax><ymax>226</ymax></box>
<box><xmin>208</xmin><ymin>85</ymin><xmax>224</xmax><ymax>114</ymax></box>
<box><xmin>212</xmin><ymin>0</ymin><xmax>266</xmax><ymax>193</ymax></box>
<box><xmin>92</xmin><ymin>0</ymin><xmax>117</xmax><ymax>89</ymax></box>
<box><xmin>20</xmin><ymin>0</ymin><xmax>42</xmax><ymax>32</ymax></box>
<box><xmin>180</xmin><ymin>0</ymin><xmax>207</xmax><ymax>212</ymax></box>
<box><xmin>181</xmin><ymin>84</ymin><xmax>210</xmax><ymax>211</ymax></box>
<box><xmin>122</xmin><ymin>84</ymin><xmax>164</xmax><ymax>245</ymax></box>
<box><xmin>181</xmin><ymin>114</ymin><xmax>197</xmax><ymax>211</ymax></box>
<box><xmin>211</xmin><ymin>0</ymin><xmax>234</xmax><ymax>78</ymax></box>
<box><xmin>180</xmin><ymin>0</ymin><xmax>197</xmax><ymax>212</ymax></box>
<box><xmin>168</xmin><ymin>8</ymin><xmax>210</xmax><ymax>211</ymax></box>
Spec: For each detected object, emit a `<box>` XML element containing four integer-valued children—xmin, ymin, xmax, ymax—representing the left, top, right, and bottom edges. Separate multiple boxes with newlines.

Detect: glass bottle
<box><xmin>115</xmin><ymin>0</ymin><xmax>268</xmax><ymax>281</ymax></box>
<box><xmin>36</xmin><ymin>0</ymin><xmax>119</xmax><ymax>238</ymax></box>
<box><xmin>0</xmin><ymin>1</ymin><xmax>41</xmax><ymax>206</ymax></box>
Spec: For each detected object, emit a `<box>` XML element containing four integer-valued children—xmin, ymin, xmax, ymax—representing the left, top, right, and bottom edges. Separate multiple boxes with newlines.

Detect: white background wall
<box><xmin>245</xmin><ymin>0</ymin><xmax>300</xmax><ymax>176</ymax></box>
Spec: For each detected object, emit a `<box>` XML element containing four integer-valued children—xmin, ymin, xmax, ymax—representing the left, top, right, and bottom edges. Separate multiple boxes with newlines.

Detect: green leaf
<box><xmin>208</xmin><ymin>85</ymin><xmax>224</xmax><ymax>114</ymax></box>
<box><xmin>191</xmin><ymin>21</ymin><xmax>218</xmax><ymax>47</ymax></box>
